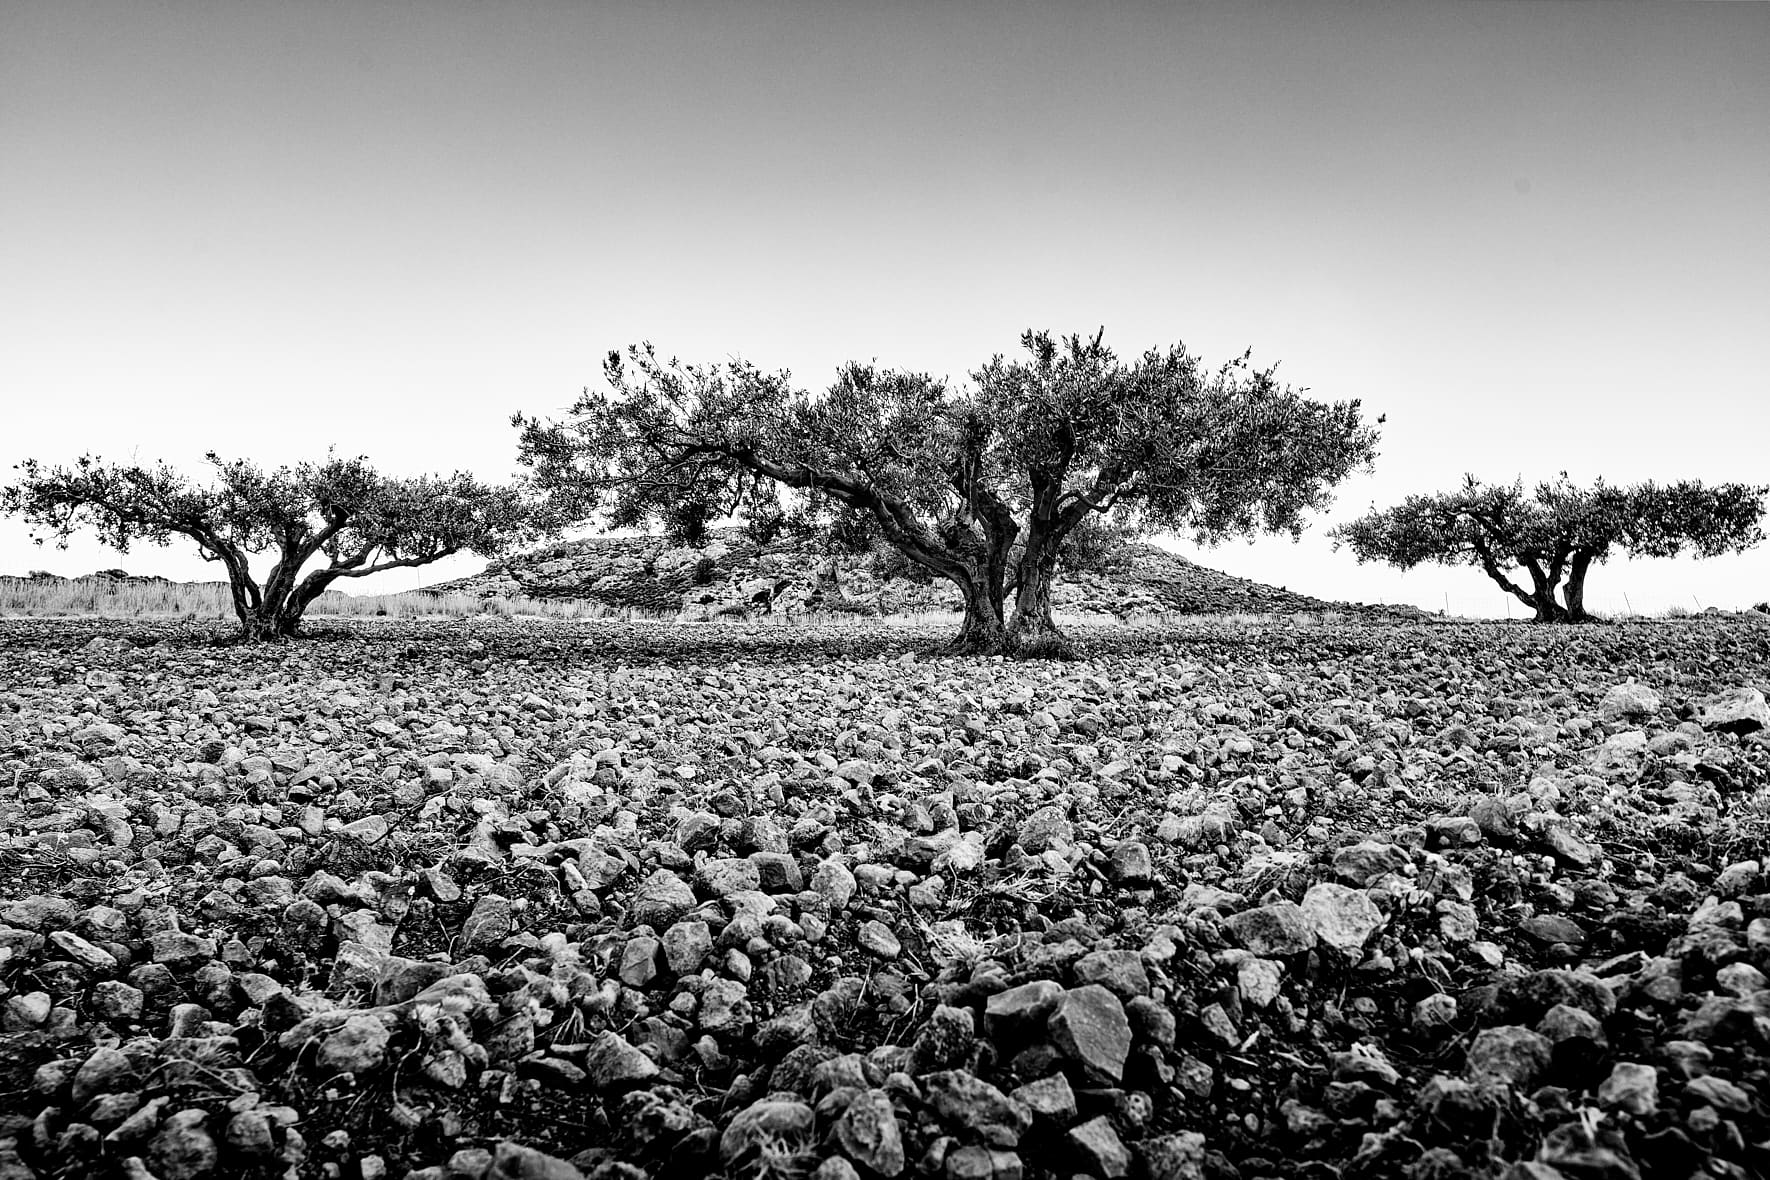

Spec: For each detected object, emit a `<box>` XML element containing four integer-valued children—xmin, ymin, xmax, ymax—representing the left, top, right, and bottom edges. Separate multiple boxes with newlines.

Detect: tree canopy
<box><xmin>1330</xmin><ymin>475</ymin><xmax>1767</xmax><ymax>621</ymax></box>
<box><xmin>516</xmin><ymin>329</ymin><xmax>1380</xmax><ymax>655</ymax></box>
<box><xmin>2</xmin><ymin>453</ymin><xmax>542</xmax><ymax>639</ymax></box>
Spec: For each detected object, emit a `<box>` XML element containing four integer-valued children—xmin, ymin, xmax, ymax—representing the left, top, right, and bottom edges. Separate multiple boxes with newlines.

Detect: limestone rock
<box><xmin>1047</xmin><ymin>984</ymin><xmax>1131</xmax><ymax>1083</ymax></box>
<box><xmin>1300</xmin><ymin>883</ymin><xmax>1384</xmax><ymax>953</ymax></box>
<box><xmin>1222</xmin><ymin>901</ymin><xmax>1315</xmax><ymax>956</ymax></box>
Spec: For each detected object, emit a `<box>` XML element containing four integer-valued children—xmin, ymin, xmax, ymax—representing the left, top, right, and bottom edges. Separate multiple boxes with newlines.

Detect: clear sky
<box><xmin>3</xmin><ymin>1</ymin><xmax>1766</xmax><ymax>616</ymax></box>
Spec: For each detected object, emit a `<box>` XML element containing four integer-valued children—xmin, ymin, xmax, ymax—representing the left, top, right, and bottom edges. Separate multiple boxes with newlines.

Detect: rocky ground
<box><xmin>425</xmin><ymin>532</ymin><xmax>1428</xmax><ymax>623</ymax></box>
<box><xmin>0</xmin><ymin>614</ymin><xmax>1767</xmax><ymax>1180</ymax></box>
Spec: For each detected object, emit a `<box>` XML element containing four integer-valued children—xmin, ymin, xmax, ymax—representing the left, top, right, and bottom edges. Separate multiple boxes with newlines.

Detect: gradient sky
<box><xmin>3</xmin><ymin>1</ymin><xmax>1766</xmax><ymax>615</ymax></box>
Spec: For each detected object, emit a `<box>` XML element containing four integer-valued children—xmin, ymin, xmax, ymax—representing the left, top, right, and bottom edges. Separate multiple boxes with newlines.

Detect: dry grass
<box><xmin>1118</xmin><ymin>608</ymin><xmax>1352</xmax><ymax>628</ymax></box>
<box><xmin>0</xmin><ymin>576</ymin><xmax>615</xmax><ymax>621</ymax></box>
<box><xmin>0</xmin><ymin>578</ymin><xmax>1406</xmax><ymax>630</ymax></box>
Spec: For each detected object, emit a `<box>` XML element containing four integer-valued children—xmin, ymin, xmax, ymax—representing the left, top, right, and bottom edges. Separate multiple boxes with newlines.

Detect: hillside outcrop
<box><xmin>426</xmin><ymin>532</ymin><xmax>1425</xmax><ymax>622</ymax></box>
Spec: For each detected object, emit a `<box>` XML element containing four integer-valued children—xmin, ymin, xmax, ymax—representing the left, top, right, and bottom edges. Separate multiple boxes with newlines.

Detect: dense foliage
<box><xmin>515</xmin><ymin>330</ymin><xmax>1380</xmax><ymax>655</ymax></box>
<box><xmin>1331</xmin><ymin>475</ymin><xmax>1768</xmax><ymax>621</ymax></box>
<box><xmin>2</xmin><ymin>453</ymin><xmax>541</xmax><ymax>639</ymax></box>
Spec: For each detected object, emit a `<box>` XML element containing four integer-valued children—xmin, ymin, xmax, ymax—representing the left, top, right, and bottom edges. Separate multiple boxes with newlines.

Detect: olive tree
<box><xmin>515</xmin><ymin>330</ymin><xmax>1379</xmax><ymax>656</ymax></box>
<box><xmin>975</xmin><ymin>331</ymin><xmax>1379</xmax><ymax>652</ymax></box>
<box><xmin>3</xmin><ymin>453</ymin><xmax>541</xmax><ymax>640</ymax></box>
<box><xmin>1330</xmin><ymin>475</ymin><xmax>1767</xmax><ymax>622</ymax></box>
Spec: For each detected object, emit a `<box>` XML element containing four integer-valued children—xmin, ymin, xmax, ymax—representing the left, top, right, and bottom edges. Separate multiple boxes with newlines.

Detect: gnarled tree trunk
<box><xmin>1004</xmin><ymin>536</ymin><xmax>1070</xmax><ymax>658</ymax></box>
<box><xmin>1524</xmin><ymin>564</ymin><xmax>1573</xmax><ymax>623</ymax></box>
<box><xmin>1560</xmin><ymin>552</ymin><xmax>1593</xmax><ymax>621</ymax></box>
<box><xmin>229</xmin><ymin>562</ymin><xmax>338</xmax><ymax>641</ymax></box>
<box><xmin>947</xmin><ymin>571</ymin><xmax>1006</xmax><ymax>653</ymax></box>
<box><xmin>235</xmin><ymin>603</ymin><xmax>305</xmax><ymax>641</ymax></box>
<box><xmin>1528</xmin><ymin>595</ymin><xmax>1569</xmax><ymax>623</ymax></box>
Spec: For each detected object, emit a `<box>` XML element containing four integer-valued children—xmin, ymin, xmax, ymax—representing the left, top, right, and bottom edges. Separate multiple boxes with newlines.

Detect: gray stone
<box><xmin>832</xmin><ymin>1089</ymin><xmax>904</xmax><ymax>1177</ymax></box>
<box><xmin>1107</xmin><ymin>841</ymin><xmax>1153</xmax><ymax>886</ymax></box>
<box><xmin>1520</xmin><ymin>913</ymin><xmax>1587</xmax><ymax>949</ymax></box>
<box><xmin>1695</xmin><ymin>686</ymin><xmax>1769</xmax><ymax>734</ymax></box>
<box><xmin>1596</xmin><ymin>1062</ymin><xmax>1657</xmax><ymax>1116</ymax></box>
<box><xmin>699</xmin><ymin>978</ymin><xmax>752</xmax><ymax>1033</ymax></box>
<box><xmin>1331</xmin><ymin>841</ymin><xmax>1411</xmax><ymax>887</ymax></box>
<box><xmin>749</xmin><ymin>852</ymin><xmax>804</xmax><ymax>893</ymax></box>
<box><xmin>91</xmin><ymin>980</ymin><xmax>146</xmax><ymax>1021</ymax></box>
<box><xmin>1009</xmin><ymin>1073</ymin><xmax>1076</xmax><ymax>1122</ymax></box>
<box><xmin>490</xmin><ymin>1141</ymin><xmax>587</xmax><ymax>1180</ymax></box>
<box><xmin>1047</xmin><ymin>984</ymin><xmax>1131</xmax><ymax>1083</ymax></box>
<box><xmin>1138</xmin><ymin>1131</ymin><xmax>1208</xmax><ymax>1180</ymax></box>
<box><xmin>1222</xmin><ymin>901</ymin><xmax>1315</xmax><ymax>956</ymax></box>
<box><xmin>1331</xmin><ymin>1044</ymin><xmax>1400</xmax><ymax>1086</ymax></box>
<box><xmin>1714</xmin><ymin>859</ymin><xmax>1762</xmax><ymax>898</ymax></box>
<box><xmin>1660</xmin><ymin>1040</ymin><xmax>1712</xmax><ymax>1079</ymax></box>
<box><xmin>858</xmin><ymin>921</ymin><xmax>900</xmax><ymax>959</ymax></box>
<box><xmin>1300</xmin><ymin>883</ymin><xmax>1383</xmax><ymax>953</ymax></box>
<box><xmin>584</xmin><ymin>1031</ymin><xmax>659</xmax><ymax>1088</ymax></box>
<box><xmin>1413</xmin><ymin>994</ymin><xmax>1458</xmax><ymax>1031</ymax></box>
<box><xmin>1716</xmin><ymin>962</ymin><xmax>1767</xmax><ymax>996</ymax></box>
<box><xmin>1537</xmin><ymin>1003</ymin><xmax>1606</xmax><ymax>1049</ymax></box>
<box><xmin>662</xmin><ymin>920</ymin><xmax>713</xmax><ymax>975</ymax></box>
<box><xmin>983</xmin><ymin>980</ymin><xmax>1063</xmax><ymax>1040</ymax></box>
<box><xmin>719</xmin><ymin>1098</ymin><xmax>815</xmax><ymax>1165</ymax></box>
<box><xmin>72</xmin><ymin>1045</ymin><xmax>135</xmax><ymax>1105</ymax></box>
<box><xmin>697</xmin><ymin>857</ymin><xmax>762</xmax><ymax>897</ymax></box>
<box><xmin>1466</xmin><ymin>1026</ymin><xmax>1551</xmax><ymax>1088</ymax></box>
<box><xmin>2</xmin><ymin>895</ymin><xmax>77</xmax><ymax>931</ymax></box>
<box><xmin>50</xmin><ymin>930</ymin><xmax>120</xmax><ymax>972</ymax></box>
<box><xmin>224</xmin><ymin>1109</ymin><xmax>276</xmax><ymax>1156</ymax></box>
<box><xmin>1236</xmin><ymin>958</ymin><xmax>1284</xmax><ymax>1009</ymax></box>
<box><xmin>1589</xmin><ymin>729</ymin><xmax>1647</xmax><ymax>775</ymax></box>
<box><xmin>3</xmin><ymin>991</ymin><xmax>50</xmax><ymax>1029</ymax></box>
<box><xmin>1508</xmin><ymin>969</ymin><xmax>1616</xmax><ymax>1021</ymax></box>
<box><xmin>1540</xmin><ymin>825</ymin><xmax>1600</xmax><ymax>868</ymax></box>
<box><xmin>811</xmin><ymin>860</ymin><xmax>857</xmax><ymax>910</ymax></box>
<box><xmin>1599</xmin><ymin>682</ymin><xmax>1661</xmax><ymax>723</ymax></box>
<box><xmin>630</xmin><ymin>870</ymin><xmax>697</xmax><ymax>929</ymax></box>
<box><xmin>460</xmin><ymin>894</ymin><xmax>513</xmax><ymax>951</ymax></box>
<box><xmin>149</xmin><ymin>1109</ymin><xmax>218</xmax><ymax>1180</ymax></box>
<box><xmin>1685</xmin><ymin>1074</ymin><xmax>1752</xmax><ymax>1112</ymax></box>
<box><xmin>1469</xmin><ymin>797</ymin><xmax>1518</xmax><ymax>845</ymax></box>
<box><xmin>911</xmin><ymin>1004</ymin><xmax>977</xmax><ymax>1073</ymax></box>
<box><xmin>1423</xmin><ymin>816</ymin><xmax>1483</xmax><ymax>847</ymax></box>
<box><xmin>1198</xmin><ymin>1002</ymin><xmax>1239</xmax><ymax>1047</ymax></box>
<box><xmin>619</xmin><ymin>935</ymin><xmax>661</xmax><ymax>987</ymax></box>
<box><xmin>149</xmin><ymin>931</ymin><xmax>216</xmax><ymax>967</ymax></box>
<box><xmin>1073</xmin><ymin>949</ymin><xmax>1150</xmax><ymax>998</ymax></box>
<box><xmin>319</xmin><ymin>1013</ymin><xmax>392</xmax><ymax>1074</ymax></box>
<box><xmin>1015</xmin><ymin>805</ymin><xmax>1073</xmax><ymax>854</ymax></box>
<box><xmin>922</xmin><ymin>1070</ymin><xmax>1031</xmax><ymax>1141</ymax></box>
<box><xmin>1067</xmin><ymin>1116</ymin><xmax>1130</xmax><ymax>1179</ymax></box>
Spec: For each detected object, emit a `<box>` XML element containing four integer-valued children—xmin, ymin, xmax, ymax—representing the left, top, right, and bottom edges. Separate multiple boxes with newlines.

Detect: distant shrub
<box><xmin>661</xmin><ymin>499</ymin><xmax>716</xmax><ymax>546</ymax></box>
<box><xmin>741</xmin><ymin>508</ymin><xmax>788</xmax><ymax>547</ymax></box>
<box><xmin>1753</xmin><ymin>601</ymin><xmax>1769</xmax><ymax>614</ymax></box>
<box><xmin>1056</xmin><ymin>514</ymin><xmax>1139</xmax><ymax>573</ymax></box>
<box><xmin>869</xmin><ymin>545</ymin><xmax>936</xmax><ymax>585</ymax></box>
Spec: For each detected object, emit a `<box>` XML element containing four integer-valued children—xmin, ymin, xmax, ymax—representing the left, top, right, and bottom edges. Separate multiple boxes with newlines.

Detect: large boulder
<box><xmin>1695</xmin><ymin>687</ymin><xmax>1769</xmax><ymax>734</ymax></box>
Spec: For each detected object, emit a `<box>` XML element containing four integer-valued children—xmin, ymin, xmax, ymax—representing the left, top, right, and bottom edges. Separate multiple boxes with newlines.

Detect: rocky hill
<box><xmin>427</xmin><ymin>531</ymin><xmax>1427</xmax><ymax>622</ymax></box>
